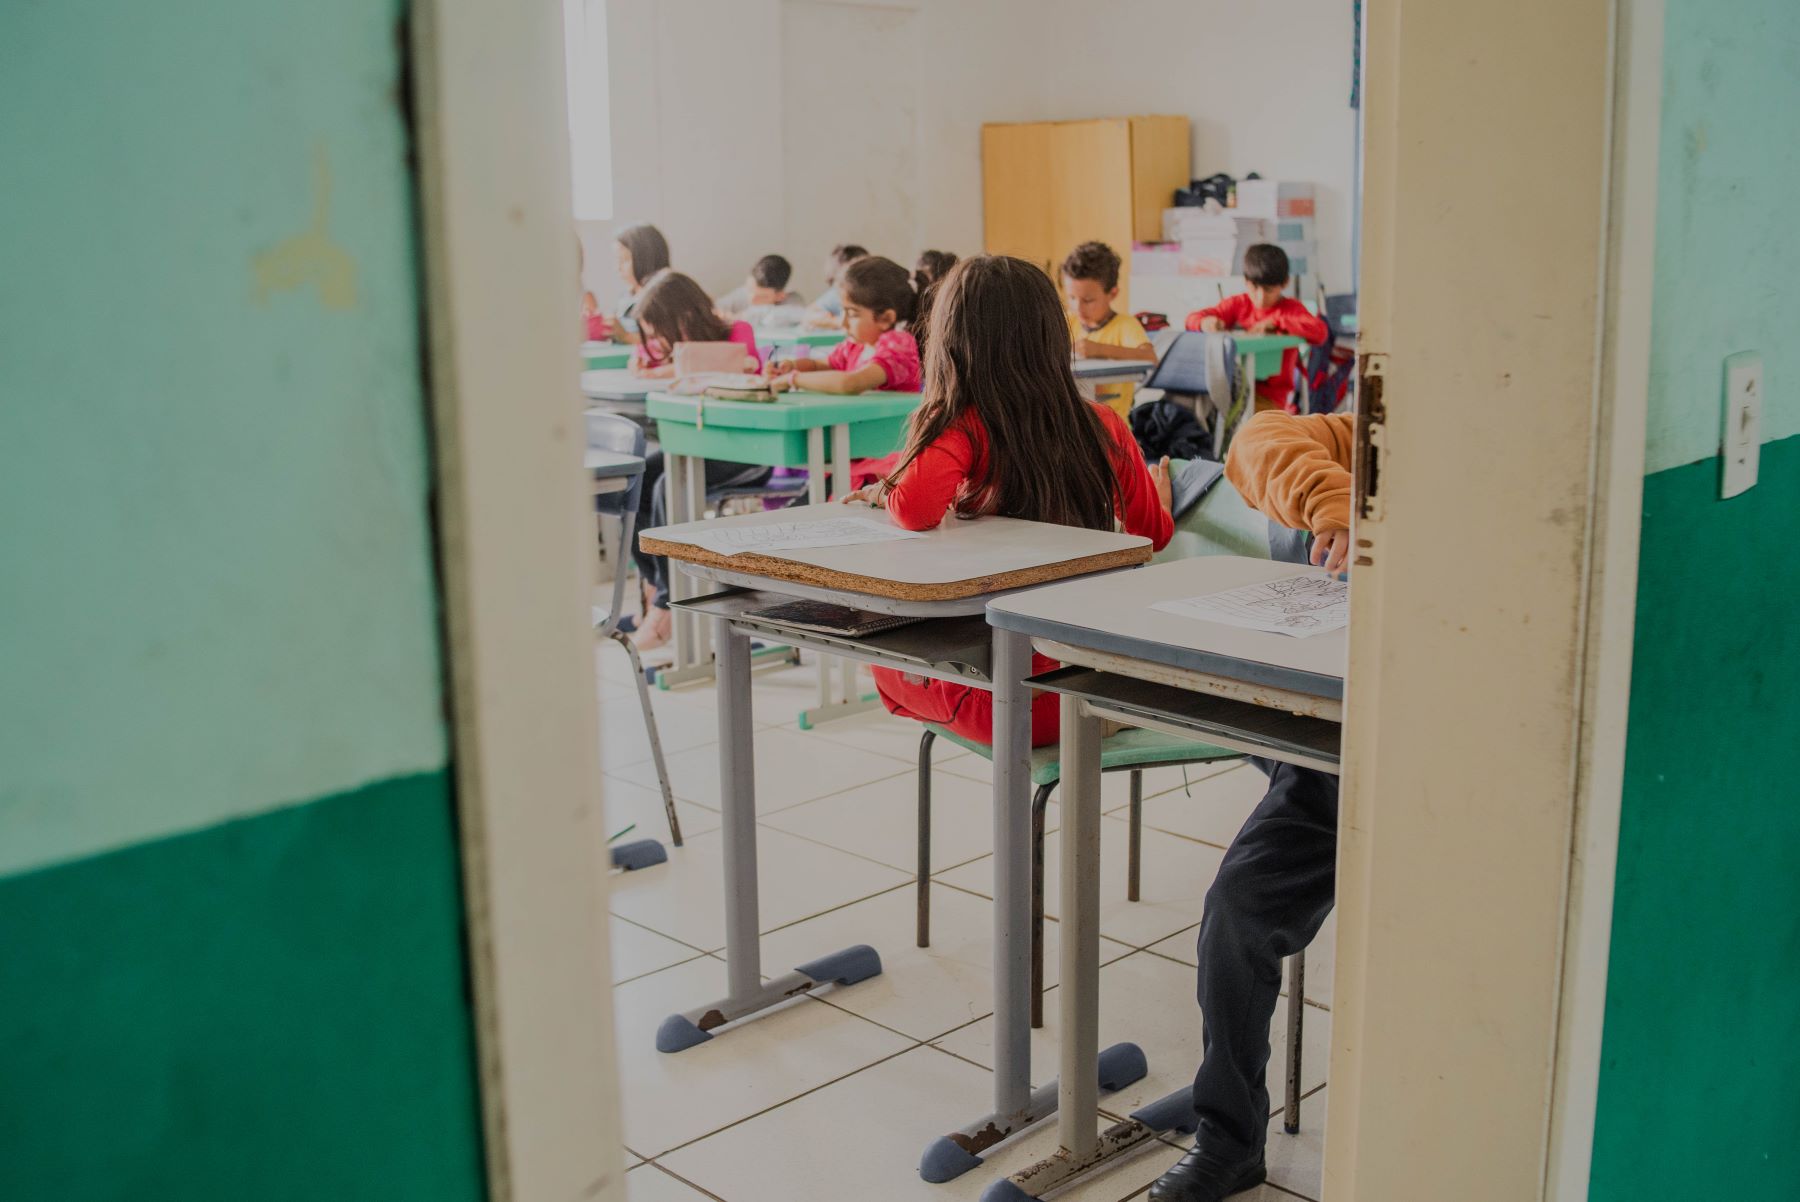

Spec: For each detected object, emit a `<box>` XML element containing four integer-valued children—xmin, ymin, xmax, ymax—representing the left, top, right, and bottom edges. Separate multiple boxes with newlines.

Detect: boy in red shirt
<box><xmin>1184</xmin><ymin>243</ymin><xmax>1328</xmax><ymax>413</ymax></box>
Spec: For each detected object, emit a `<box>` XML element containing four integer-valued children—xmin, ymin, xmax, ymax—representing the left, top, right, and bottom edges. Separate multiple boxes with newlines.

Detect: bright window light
<box><xmin>563</xmin><ymin>0</ymin><xmax>613</xmax><ymax>221</ymax></box>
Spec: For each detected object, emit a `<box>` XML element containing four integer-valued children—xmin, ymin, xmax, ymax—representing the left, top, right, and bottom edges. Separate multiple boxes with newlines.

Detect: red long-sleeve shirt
<box><xmin>871</xmin><ymin>402</ymin><xmax>1171</xmax><ymax>747</ymax></box>
<box><xmin>1184</xmin><ymin>294</ymin><xmax>1328</xmax><ymax>412</ymax></box>
<box><xmin>885</xmin><ymin>402</ymin><xmax>1173</xmax><ymax>549</ymax></box>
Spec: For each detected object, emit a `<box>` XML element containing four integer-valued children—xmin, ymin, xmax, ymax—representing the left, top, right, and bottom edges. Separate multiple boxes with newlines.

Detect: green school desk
<box><xmin>583</xmin><ymin>340</ymin><xmax>632</xmax><ymax>370</ymax></box>
<box><xmin>1230</xmin><ymin>333</ymin><xmax>1308</xmax><ymax>381</ymax></box>
<box><xmin>644</xmin><ymin>387</ymin><xmax>922</xmax><ymax>721</ymax></box>
<box><xmin>750</xmin><ymin>326</ymin><xmax>846</xmax><ymax>353</ymax></box>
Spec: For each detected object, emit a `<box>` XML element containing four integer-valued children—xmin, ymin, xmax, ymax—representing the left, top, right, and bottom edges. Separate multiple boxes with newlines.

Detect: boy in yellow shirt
<box><xmin>1062</xmin><ymin>241</ymin><xmax>1157</xmax><ymax>416</ymax></box>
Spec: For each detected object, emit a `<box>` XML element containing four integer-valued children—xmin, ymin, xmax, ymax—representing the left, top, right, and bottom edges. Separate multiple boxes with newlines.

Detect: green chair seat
<box><xmin>923</xmin><ymin>723</ymin><xmax>1238</xmax><ymax>787</ymax></box>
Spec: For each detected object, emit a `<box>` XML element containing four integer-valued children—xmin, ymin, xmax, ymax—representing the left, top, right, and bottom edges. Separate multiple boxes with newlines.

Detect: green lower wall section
<box><xmin>0</xmin><ymin>771</ymin><xmax>485</xmax><ymax>1202</ymax></box>
<box><xmin>1590</xmin><ymin>434</ymin><xmax>1800</xmax><ymax>1200</ymax></box>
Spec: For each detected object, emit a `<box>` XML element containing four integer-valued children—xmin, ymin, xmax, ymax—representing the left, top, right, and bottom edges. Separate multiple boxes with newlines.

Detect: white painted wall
<box><xmin>577</xmin><ymin>0</ymin><xmax>1358</xmax><ymax>308</ymax></box>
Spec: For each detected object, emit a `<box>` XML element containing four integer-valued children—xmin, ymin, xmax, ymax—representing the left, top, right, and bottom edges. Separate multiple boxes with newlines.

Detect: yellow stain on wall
<box><xmin>253</xmin><ymin>146</ymin><xmax>357</xmax><ymax>310</ymax></box>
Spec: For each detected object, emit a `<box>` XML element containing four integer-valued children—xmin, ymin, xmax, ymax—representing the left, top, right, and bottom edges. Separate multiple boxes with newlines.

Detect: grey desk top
<box><xmin>581</xmin><ymin>369</ymin><xmax>653</xmax><ymax>403</ymax></box>
<box><xmin>988</xmin><ymin>556</ymin><xmax>1347</xmax><ymax>700</ymax></box>
<box><xmin>585</xmin><ymin>449</ymin><xmax>644</xmax><ymax>478</ymax></box>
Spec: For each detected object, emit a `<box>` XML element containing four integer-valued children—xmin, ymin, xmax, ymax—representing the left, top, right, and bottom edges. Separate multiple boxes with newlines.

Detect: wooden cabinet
<box><xmin>981</xmin><ymin>115</ymin><xmax>1190</xmax><ymax>309</ymax></box>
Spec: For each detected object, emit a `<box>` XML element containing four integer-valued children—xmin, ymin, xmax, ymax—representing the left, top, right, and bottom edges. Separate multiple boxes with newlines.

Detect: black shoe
<box><xmin>1147</xmin><ymin>1145</ymin><xmax>1267</xmax><ymax>1202</ymax></box>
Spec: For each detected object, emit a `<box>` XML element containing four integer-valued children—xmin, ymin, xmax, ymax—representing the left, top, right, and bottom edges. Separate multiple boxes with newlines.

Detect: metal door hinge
<box><xmin>1353</xmin><ymin>353</ymin><xmax>1387</xmax><ymax>529</ymax></box>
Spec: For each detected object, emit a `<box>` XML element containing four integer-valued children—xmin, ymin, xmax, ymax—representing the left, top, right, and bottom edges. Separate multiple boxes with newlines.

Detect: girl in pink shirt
<box><xmin>764</xmin><ymin>256</ymin><xmax>922</xmax><ymax>394</ymax></box>
<box><xmin>628</xmin><ymin>271</ymin><xmax>762</xmax><ymax>378</ymax></box>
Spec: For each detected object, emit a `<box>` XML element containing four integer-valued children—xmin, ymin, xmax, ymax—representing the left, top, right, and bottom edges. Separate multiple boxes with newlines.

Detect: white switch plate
<box><xmin>1721</xmin><ymin>351</ymin><xmax>1762</xmax><ymax>499</ymax></box>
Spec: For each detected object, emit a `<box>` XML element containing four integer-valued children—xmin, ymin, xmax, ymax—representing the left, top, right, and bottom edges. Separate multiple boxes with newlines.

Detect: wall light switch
<box><xmin>1721</xmin><ymin>351</ymin><xmax>1762</xmax><ymax>499</ymax></box>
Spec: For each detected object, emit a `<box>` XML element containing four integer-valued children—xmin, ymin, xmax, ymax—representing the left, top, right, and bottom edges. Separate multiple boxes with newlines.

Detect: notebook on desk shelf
<box><xmin>747</xmin><ymin>599</ymin><xmax>925</xmax><ymax>638</ymax></box>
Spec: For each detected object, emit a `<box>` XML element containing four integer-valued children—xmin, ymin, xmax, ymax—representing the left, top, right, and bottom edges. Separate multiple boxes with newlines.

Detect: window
<box><xmin>562</xmin><ymin>0</ymin><xmax>612</xmax><ymax>220</ymax></box>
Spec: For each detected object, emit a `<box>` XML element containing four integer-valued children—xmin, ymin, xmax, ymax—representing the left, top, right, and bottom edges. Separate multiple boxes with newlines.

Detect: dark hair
<box><xmin>1060</xmin><ymin>241</ymin><xmax>1121</xmax><ymax>291</ymax></box>
<box><xmin>913</xmin><ymin>249</ymin><xmax>958</xmax><ymax>293</ymax></box>
<box><xmin>751</xmin><ymin>254</ymin><xmax>792</xmax><ymax>290</ymax></box>
<box><xmin>615</xmin><ymin>223</ymin><xmax>671</xmax><ymax>288</ymax></box>
<box><xmin>634</xmin><ymin>271</ymin><xmax>731</xmax><ymax>364</ymax></box>
<box><xmin>885</xmin><ymin>255</ymin><xmax>1118</xmax><ymax>531</ymax></box>
<box><xmin>840</xmin><ymin>256</ymin><xmax>918</xmax><ymax>325</ymax></box>
<box><xmin>826</xmin><ymin>243</ymin><xmax>870</xmax><ymax>285</ymax></box>
<box><xmin>1242</xmin><ymin>243</ymin><xmax>1290</xmax><ymax>287</ymax></box>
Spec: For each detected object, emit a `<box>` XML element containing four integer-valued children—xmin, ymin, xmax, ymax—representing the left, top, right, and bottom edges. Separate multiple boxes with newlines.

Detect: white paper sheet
<box><xmin>683</xmin><ymin>516</ymin><xmax>925</xmax><ymax>557</ymax></box>
<box><xmin>1151</xmin><ymin>575</ymin><xmax>1349</xmax><ymax>638</ymax></box>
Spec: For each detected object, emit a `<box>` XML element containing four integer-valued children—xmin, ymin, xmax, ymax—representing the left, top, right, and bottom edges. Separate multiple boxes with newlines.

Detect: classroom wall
<box><xmin>0</xmin><ymin>1</ymin><xmax>485</xmax><ymax>1199</ymax></box>
<box><xmin>578</xmin><ymin>0</ymin><xmax>1357</xmax><ymax>307</ymax></box>
<box><xmin>1589</xmin><ymin>1</ymin><xmax>1800</xmax><ymax>1198</ymax></box>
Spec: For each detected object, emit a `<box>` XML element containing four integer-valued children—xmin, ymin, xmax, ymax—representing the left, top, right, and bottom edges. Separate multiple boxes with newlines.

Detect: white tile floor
<box><xmin>600</xmin><ymin>647</ymin><xmax>1329</xmax><ymax>1202</ymax></box>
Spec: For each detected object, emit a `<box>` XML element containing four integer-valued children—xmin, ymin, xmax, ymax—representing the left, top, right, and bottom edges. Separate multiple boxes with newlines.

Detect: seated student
<box><xmin>628</xmin><ymin>271</ymin><xmax>761</xmax><ymax>379</ymax></box>
<box><xmin>803</xmin><ymin>243</ymin><xmax>869</xmax><ymax>329</ymax></box>
<box><xmin>765</xmin><ymin>255</ymin><xmax>922</xmax><ymax>394</ymax></box>
<box><xmin>913</xmin><ymin>248</ymin><xmax>958</xmax><ymax>294</ymax></box>
<box><xmin>1062</xmin><ymin>240</ymin><xmax>1158</xmax><ymax>417</ymax></box>
<box><xmin>611</xmin><ymin>222</ymin><xmax>672</xmax><ymax>345</ymax></box>
<box><xmin>1145</xmin><ymin>407</ymin><xmax>1349</xmax><ymax>1202</ymax></box>
<box><xmin>716</xmin><ymin>254</ymin><xmax>808</xmax><ymax>324</ymax></box>
<box><xmin>843</xmin><ymin>255</ymin><xmax>1172</xmax><ymax>747</ymax></box>
<box><xmin>626</xmin><ymin>273</ymin><xmax>770</xmax><ymax>649</ymax></box>
<box><xmin>1183</xmin><ymin>243</ymin><xmax>1328</xmax><ymax>413</ymax></box>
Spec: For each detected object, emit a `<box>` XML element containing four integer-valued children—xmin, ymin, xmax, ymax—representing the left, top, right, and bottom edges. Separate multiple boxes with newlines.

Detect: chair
<box><xmin>914</xmin><ymin>724</ymin><xmax>1241</xmax><ymax>1025</ymax></box>
<box><xmin>1293</xmin><ymin>289</ymin><xmax>1357</xmax><ymax>415</ymax></box>
<box><xmin>587</xmin><ymin>411</ymin><xmax>683</xmax><ymax>847</ymax></box>
<box><xmin>1142</xmin><ymin>331</ymin><xmax>1244</xmax><ymax>458</ymax></box>
<box><xmin>913</xmin><ymin>722</ymin><xmax>1312</xmax><ymax>1131</ymax></box>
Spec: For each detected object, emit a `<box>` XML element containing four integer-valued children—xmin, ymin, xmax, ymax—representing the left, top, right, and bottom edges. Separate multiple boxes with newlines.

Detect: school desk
<box><xmin>585</xmin><ymin>447</ymin><xmax>641</xmax><ymax>497</ymax></box>
<box><xmin>644</xmin><ymin>388</ymin><xmax>920</xmax><ymax>723</ymax></box>
<box><xmin>583</xmin><ymin>340</ymin><xmax>632</xmax><ymax>370</ymax></box>
<box><xmin>580</xmin><ymin>369</ymin><xmax>654</xmax><ymax>412</ymax></box>
<box><xmin>639</xmin><ymin>503</ymin><xmax>1156</xmax><ymax>1185</ymax></box>
<box><xmin>750</xmin><ymin>326</ymin><xmax>845</xmax><ymax>354</ymax></box>
<box><xmin>981</xmin><ymin>556</ymin><xmax>1344</xmax><ymax>1200</ymax></box>
<box><xmin>1070</xmin><ymin>357</ymin><xmax>1155</xmax><ymax>384</ymax></box>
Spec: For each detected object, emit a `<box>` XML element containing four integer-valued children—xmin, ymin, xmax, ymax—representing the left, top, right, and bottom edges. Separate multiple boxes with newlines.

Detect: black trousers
<box><xmin>630</xmin><ymin>451</ymin><xmax>773</xmax><ymax>609</ymax></box>
<box><xmin>1190</xmin><ymin>756</ymin><xmax>1338</xmax><ymax>1156</ymax></box>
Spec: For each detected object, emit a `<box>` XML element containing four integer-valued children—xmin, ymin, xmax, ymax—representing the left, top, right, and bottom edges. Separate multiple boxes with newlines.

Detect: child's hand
<box><xmin>768</xmin><ymin>370</ymin><xmax>800</xmax><ymax>394</ymax></box>
<box><xmin>1073</xmin><ymin>337</ymin><xmax>1095</xmax><ymax>359</ymax></box>
<box><xmin>763</xmin><ymin>358</ymin><xmax>790</xmax><ymax>377</ymax></box>
<box><xmin>581</xmin><ymin>291</ymin><xmax>599</xmax><ymax>318</ymax></box>
<box><xmin>1247</xmin><ymin>319</ymin><xmax>1278</xmax><ymax>335</ymax></box>
<box><xmin>1198</xmin><ymin>316</ymin><xmax>1226</xmax><ymax>333</ymax></box>
<box><xmin>840</xmin><ymin>483</ymin><xmax>886</xmax><ymax>508</ymax></box>
<box><xmin>1150</xmin><ymin>455</ymin><xmax>1172</xmax><ymax>516</ymax></box>
<box><xmin>1311</xmin><ymin>527</ymin><xmax>1352</xmax><ymax>574</ymax></box>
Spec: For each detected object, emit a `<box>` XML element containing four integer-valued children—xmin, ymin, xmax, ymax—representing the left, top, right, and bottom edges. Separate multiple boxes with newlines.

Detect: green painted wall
<box><xmin>0</xmin><ymin>773</ymin><xmax>485</xmax><ymax>1202</ymax></box>
<box><xmin>0</xmin><ymin>0</ymin><xmax>447</xmax><ymax>876</ymax></box>
<box><xmin>0</xmin><ymin>0</ymin><xmax>485</xmax><ymax>1197</ymax></box>
<box><xmin>1590</xmin><ymin>2</ymin><xmax>1800</xmax><ymax>1198</ymax></box>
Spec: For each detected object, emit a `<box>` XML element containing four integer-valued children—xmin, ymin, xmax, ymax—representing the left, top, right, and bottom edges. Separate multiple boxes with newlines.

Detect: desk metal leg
<box><xmin>655</xmin><ymin>617</ymin><xmax>881</xmax><ymax>1053</ymax></box>
<box><xmin>657</xmin><ymin>453</ymin><xmax>722</xmax><ymax>689</ymax></box>
<box><xmin>794</xmin><ymin>426</ymin><xmax>880</xmax><ymax>729</ymax></box>
<box><xmin>922</xmin><ymin>632</ymin><xmax>1148</xmax><ymax>1187</ymax></box>
<box><xmin>978</xmin><ymin>694</ymin><xmax>1187</xmax><ymax>1201</ymax></box>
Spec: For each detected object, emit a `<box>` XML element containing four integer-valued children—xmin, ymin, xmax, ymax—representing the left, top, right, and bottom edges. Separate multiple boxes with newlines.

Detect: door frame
<box><xmin>411</xmin><ymin>0</ymin><xmax>623</xmax><ymax>1199</ymax></box>
<box><xmin>1327</xmin><ymin>0</ymin><xmax>1653</xmax><ymax>1198</ymax></box>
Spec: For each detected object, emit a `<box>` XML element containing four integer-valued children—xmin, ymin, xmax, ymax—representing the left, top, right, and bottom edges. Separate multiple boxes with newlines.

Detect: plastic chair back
<box><xmin>587</xmin><ymin>410</ymin><xmax>646</xmax><ymax>518</ymax></box>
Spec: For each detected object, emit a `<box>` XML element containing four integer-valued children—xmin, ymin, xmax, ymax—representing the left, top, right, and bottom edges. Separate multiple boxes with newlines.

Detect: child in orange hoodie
<box><xmin>1147</xmin><ymin>407</ymin><xmax>1351</xmax><ymax>1202</ymax></box>
<box><xmin>1184</xmin><ymin>243</ymin><xmax>1328</xmax><ymax>415</ymax></box>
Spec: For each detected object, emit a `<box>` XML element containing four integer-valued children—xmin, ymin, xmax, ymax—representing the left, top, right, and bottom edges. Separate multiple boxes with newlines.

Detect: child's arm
<box><xmin>1265</xmin><ymin>301</ymin><xmax>1330</xmax><ymax>344</ymax></box>
<box><xmin>1073</xmin><ymin>338</ymin><xmax>1158</xmax><ymax>362</ymax></box>
<box><xmin>882</xmin><ymin>428</ymin><xmax>976</xmax><ymax>531</ymax></box>
<box><xmin>1098</xmin><ymin>409</ymin><xmax>1174</xmax><ymax>550</ymax></box>
<box><xmin>776</xmin><ymin>362</ymin><xmax>888</xmax><ymax>395</ymax></box>
<box><xmin>629</xmin><ymin>358</ymin><xmax>675</xmax><ymax>379</ymax></box>
<box><xmin>1184</xmin><ymin>295</ymin><xmax>1246</xmax><ymax>332</ymax></box>
<box><xmin>765</xmin><ymin>356</ymin><xmax>826</xmax><ymax>376</ymax></box>
<box><xmin>1224</xmin><ymin>411</ymin><xmax>1355</xmax><ymax>545</ymax></box>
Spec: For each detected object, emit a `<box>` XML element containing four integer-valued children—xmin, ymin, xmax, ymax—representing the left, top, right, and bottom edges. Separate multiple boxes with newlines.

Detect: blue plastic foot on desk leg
<box><xmin>977</xmin><ymin>1178</ymin><xmax>1035</xmax><ymax>1202</ymax></box>
<box><xmin>795</xmin><ymin>944</ymin><xmax>882</xmax><ymax>987</ymax></box>
<box><xmin>1130</xmin><ymin>1088</ymin><xmax>1202</xmax><ymax>1136</ymax></box>
<box><xmin>919</xmin><ymin>1137</ymin><xmax>983</xmax><ymax>1184</ymax></box>
<box><xmin>655</xmin><ymin>1014</ymin><xmax>713</xmax><ymax>1054</ymax></box>
<box><xmin>1097</xmin><ymin>1041</ymin><xmax>1149</xmax><ymax>1093</ymax></box>
<box><xmin>610</xmin><ymin>839</ymin><xmax>668</xmax><ymax>871</ymax></box>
